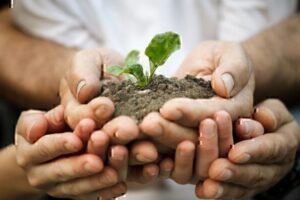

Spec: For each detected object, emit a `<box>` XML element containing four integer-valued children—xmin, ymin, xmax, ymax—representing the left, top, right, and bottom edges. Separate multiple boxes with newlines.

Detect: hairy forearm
<box><xmin>0</xmin><ymin>9</ymin><xmax>75</xmax><ymax>109</ymax></box>
<box><xmin>0</xmin><ymin>145</ymin><xmax>44</xmax><ymax>200</ymax></box>
<box><xmin>242</xmin><ymin>14</ymin><xmax>300</xmax><ymax>104</ymax></box>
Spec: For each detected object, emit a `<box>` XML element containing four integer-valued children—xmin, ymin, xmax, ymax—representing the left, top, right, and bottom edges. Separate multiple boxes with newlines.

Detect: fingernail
<box><xmin>160</xmin><ymin>106</ymin><xmax>182</xmax><ymax>120</ymax></box>
<box><xmin>149</xmin><ymin>169</ymin><xmax>158</xmax><ymax>177</ymax></box>
<box><xmin>253</xmin><ymin>107</ymin><xmax>258</xmax><ymax>114</ymax></box>
<box><xmin>239</xmin><ymin>119</ymin><xmax>251</xmax><ymax>137</ymax></box>
<box><xmin>76</xmin><ymin>80</ymin><xmax>86</xmax><ymax>100</ymax></box>
<box><xmin>235</xmin><ymin>153</ymin><xmax>251</xmax><ymax>163</ymax></box>
<box><xmin>221</xmin><ymin>73</ymin><xmax>234</xmax><ymax>96</ymax></box>
<box><xmin>27</xmin><ymin>121</ymin><xmax>37</xmax><ymax>142</ymax></box>
<box><xmin>111</xmin><ymin>148</ymin><xmax>124</xmax><ymax>161</ymax></box>
<box><xmin>200</xmin><ymin>121</ymin><xmax>216</xmax><ymax>139</ymax></box>
<box><xmin>136</xmin><ymin>154</ymin><xmax>154</xmax><ymax>163</ymax></box>
<box><xmin>219</xmin><ymin>169</ymin><xmax>232</xmax><ymax>180</ymax></box>
<box><xmin>215</xmin><ymin>185</ymin><xmax>224</xmax><ymax>198</ymax></box>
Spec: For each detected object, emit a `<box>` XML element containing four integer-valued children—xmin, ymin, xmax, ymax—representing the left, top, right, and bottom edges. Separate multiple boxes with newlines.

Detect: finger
<box><xmin>80</xmin><ymin>182</ymin><xmax>127</xmax><ymax>200</ymax></box>
<box><xmin>214</xmin><ymin>111</ymin><xmax>233</xmax><ymax>157</ymax></box>
<box><xmin>235</xmin><ymin>118</ymin><xmax>264</xmax><ymax>140</ymax></box>
<box><xmin>28</xmin><ymin>154</ymin><xmax>104</xmax><ymax>189</ymax></box>
<box><xmin>254</xmin><ymin>99</ymin><xmax>294</xmax><ymax>132</ymax></box>
<box><xmin>61</xmin><ymin>78</ymin><xmax>114</xmax><ymax>129</ymax></box>
<box><xmin>160</xmin><ymin>92</ymin><xmax>252</xmax><ymax>127</ymax></box>
<box><xmin>102</xmin><ymin>116</ymin><xmax>139</xmax><ymax>145</ymax></box>
<box><xmin>140</xmin><ymin>112</ymin><xmax>197</xmax><ymax>149</ymax></box>
<box><xmin>16</xmin><ymin>110</ymin><xmax>47</xmax><ymax>143</ymax></box>
<box><xmin>66</xmin><ymin>48</ymin><xmax>123</xmax><ymax>103</ymax></box>
<box><xmin>196</xmin><ymin>179</ymin><xmax>255</xmax><ymax>199</ymax></box>
<box><xmin>108</xmin><ymin>145</ymin><xmax>128</xmax><ymax>181</ymax></box>
<box><xmin>44</xmin><ymin>105</ymin><xmax>66</xmax><ymax>133</ymax></box>
<box><xmin>229</xmin><ymin>125</ymin><xmax>299</xmax><ymax>164</ymax></box>
<box><xmin>211</xmin><ymin>44</ymin><xmax>253</xmax><ymax>97</ymax></box>
<box><xmin>16</xmin><ymin>133</ymin><xmax>82</xmax><ymax>168</ymax></box>
<box><xmin>127</xmin><ymin>164</ymin><xmax>159</xmax><ymax>184</ymax></box>
<box><xmin>171</xmin><ymin>140</ymin><xmax>195</xmax><ymax>184</ymax></box>
<box><xmin>87</xmin><ymin>130</ymin><xmax>110</xmax><ymax>160</ymax></box>
<box><xmin>209</xmin><ymin>158</ymin><xmax>291</xmax><ymax>188</ymax></box>
<box><xmin>73</xmin><ymin>118</ymin><xmax>96</xmax><ymax>143</ymax></box>
<box><xmin>48</xmin><ymin>167</ymin><xmax>118</xmax><ymax>198</ymax></box>
<box><xmin>159</xmin><ymin>158</ymin><xmax>174</xmax><ymax>179</ymax></box>
<box><xmin>129</xmin><ymin>140</ymin><xmax>159</xmax><ymax>165</ymax></box>
<box><xmin>195</xmin><ymin>119</ymin><xmax>218</xmax><ymax>180</ymax></box>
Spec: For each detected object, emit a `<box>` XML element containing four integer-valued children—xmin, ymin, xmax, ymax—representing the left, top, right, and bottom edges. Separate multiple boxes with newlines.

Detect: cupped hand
<box><xmin>15</xmin><ymin>106</ymin><xmax>126</xmax><ymax>200</ymax></box>
<box><xmin>60</xmin><ymin>48</ymin><xmax>124</xmax><ymax>129</ymax></box>
<box><xmin>160</xmin><ymin>41</ymin><xmax>254</xmax><ymax>127</ymax></box>
<box><xmin>140</xmin><ymin>110</ymin><xmax>238</xmax><ymax>185</ymax></box>
<box><xmin>196</xmin><ymin>99</ymin><xmax>300</xmax><ymax>199</ymax></box>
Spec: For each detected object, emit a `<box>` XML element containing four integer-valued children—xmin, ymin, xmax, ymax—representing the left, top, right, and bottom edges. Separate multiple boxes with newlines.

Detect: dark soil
<box><xmin>100</xmin><ymin>75</ymin><xmax>214</xmax><ymax>121</ymax></box>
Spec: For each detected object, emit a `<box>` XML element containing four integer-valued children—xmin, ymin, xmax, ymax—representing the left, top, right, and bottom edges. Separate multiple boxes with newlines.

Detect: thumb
<box><xmin>66</xmin><ymin>48</ymin><xmax>123</xmax><ymax>104</ymax></box>
<box><xmin>211</xmin><ymin>44</ymin><xmax>253</xmax><ymax>98</ymax></box>
<box><xmin>16</xmin><ymin>110</ymin><xmax>48</xmax><ymax>143</ymax></box>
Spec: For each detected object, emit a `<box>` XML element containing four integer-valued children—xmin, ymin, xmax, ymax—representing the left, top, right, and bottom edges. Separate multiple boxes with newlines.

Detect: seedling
<box><xmin>107</xmin><ymin>32</ymin><xmax>181</xmax><ymax>87</ymax></box>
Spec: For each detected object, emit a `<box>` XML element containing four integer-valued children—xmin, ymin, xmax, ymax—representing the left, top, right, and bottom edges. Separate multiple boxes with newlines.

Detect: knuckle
<box><xmin>36</xmin><ymin>137</ymin><xmax>53</xmax><ymax>158</ymax></box>
<box><xmin>27</xmin><ymin>176</ymin><xmax>43</xmax><ymax>189</ymax></box>
<box><xmin>249</xmin><ymin>169</ymin><xmax>265</xmax><ymax>188</ymax></box>
<box><xmin>100</xmin><ymin>167</ymin><xmax>118</xmax><ymax>185</ymax></box>
<box><xmin>48</xmin><ymin>186</ymin><xmax>69</xmax><ymax>198</ymax></box>
<box><xmin>16</xmin><ymin>155</ymin><xmax>28</xmax><ymax>169</ymax></box>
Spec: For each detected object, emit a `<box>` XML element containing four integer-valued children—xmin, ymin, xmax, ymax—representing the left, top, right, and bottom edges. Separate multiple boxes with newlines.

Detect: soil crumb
<box><xmin>100</xmin><ymin>75</ymin><xmax>214</xmax><ymax>121</ymax></box>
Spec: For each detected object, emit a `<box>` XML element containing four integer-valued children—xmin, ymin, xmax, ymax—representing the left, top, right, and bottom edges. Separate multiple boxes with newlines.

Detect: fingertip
<box><xmin>84</xmin><ymin>154</ymin><xmax>104</xmax><ymax>173</ymax></box>
<box><xmin>160</xmin><ymin>100</ymin><xmax>183</xmax><ymax>121</ymax></box>
<box><xmin>45</xmin><ymin>105</ymin><xmax>65</xmax><ymax>132</ymax></box>
<box><xmin>74</xmin><ymin>118</ymin><xmax>96</xmax><ymax>142</ymax></box>
<box><xmin>90</xmin><ymin>97</ymin><xmax>115</xmax><ymax>126</ymax></box>
<box><xmin>211</xmin><ymin>70</ymin><xmax>232</xmax><ymax>98</ymax></box>
<box><xmin>132</xmin><ymin>141</ymin><xmax>159</xmax><ymax>163</ymax></box>
<box><xmin>253</xmin><ymin>107</ymin><xmax>277</xmax><ymax>132</ymax></box>
<box><xmin>76</xmin><ymin>78</ymin><xmax>102</xmax><ymax>103</ymax></box>
<box><xmin>27</xmin><ymin>117</ymin><xmax>48</xmax><ymax>143</ymax></box>
<box><xmin>140</xmin><ymin>112</ymin><xmax>163</xmax><ymax>137</ymax></box>
<box><xmin>202</xmin><ymin>179</ymin><xmax>223</xmax><ymax>198</ymax></box>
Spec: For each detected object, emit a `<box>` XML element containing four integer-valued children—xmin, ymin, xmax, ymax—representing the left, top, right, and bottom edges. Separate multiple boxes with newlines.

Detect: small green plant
<box><xmin>107</xmin><ymin>32</ymin><xmax>181</xmax><ymax>87</ymax></box>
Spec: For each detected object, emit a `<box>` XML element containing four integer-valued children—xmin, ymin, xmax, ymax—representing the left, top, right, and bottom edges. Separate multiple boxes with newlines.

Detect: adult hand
<box><xmin>160</xmin><ymin>41</ymin><xmax>254</xmax><ymax>127</ymax></box>
<box><xmin>60</xmin><ymin>48</ymin><xmax>124</xmax><ymax>129</ymax></box>
<box><xmin>196</xmin><ymin>99</ymin><xmax>300</xmax><ymax>199</ymax></box>
<box><xmin>15</xmin><ymin>106</ymin><xmax>126</xmax><ymax>200</ymax></box>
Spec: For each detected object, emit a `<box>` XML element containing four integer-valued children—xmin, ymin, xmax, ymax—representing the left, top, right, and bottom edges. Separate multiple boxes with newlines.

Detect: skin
<box><xmin>196</xmin><ymin>99</ymin><xmax>300</xmax><ymax>199</ymax></box>
<box><xmin>2</xmin><ymin>4</ymin><xmax>300</xmax><ymax>199</ymax></box>
<box><xmin>14</xmin><ymin>106</ymin><xmax>161</xmax><ymax>199</ymax></box>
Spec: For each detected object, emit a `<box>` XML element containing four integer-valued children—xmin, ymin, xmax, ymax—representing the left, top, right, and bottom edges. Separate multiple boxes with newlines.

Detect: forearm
<box><xmin>242</xmin><ymin>14</ymin><xmax>300</xmax><ymax>104</ymax></box>
<box><xmin>0</xmin><ymin>9</ymin><xmax>76</xmax><ymax>109</ymax></box>
<box><xmin>0</xmin><ymin>145</ymin><xmax>45</xmax><ymax>200</ymax></box>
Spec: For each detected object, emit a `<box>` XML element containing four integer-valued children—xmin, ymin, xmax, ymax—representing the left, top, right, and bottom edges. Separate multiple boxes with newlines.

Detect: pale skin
<box><xmin>142</xmin><ymin>13</ymin><xmax>300</xmax><ymax>198</ymax></box>
<box><xmin>1</xmin><ymin>5</ymin><xmax>299</xmax><ymax>200</ymax></box>
<box><xmin>14</xmin><ymin>106</ymin><xmax>164</xmax><ymax>200</ymax></box>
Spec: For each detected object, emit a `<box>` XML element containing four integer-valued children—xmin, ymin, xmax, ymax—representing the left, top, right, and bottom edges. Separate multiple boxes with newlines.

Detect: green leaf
<box><xmin>125</xmin><ymin>50</ymin><xmax>140</xmax><ymax>66</ymax></box>
<box><xmin>123</xmin><ymin>64</ymin><xmax>147</xmax><ymax>87</ymax></box>
<box><xmin>106</xmin><ymin>65</ymin><xmax>124</xmax><ymax>76</ymax></box>
<box><xmin>145</xmin><ymin>32</ymin><xmax>181</xmax><ymax>67</ymax></box>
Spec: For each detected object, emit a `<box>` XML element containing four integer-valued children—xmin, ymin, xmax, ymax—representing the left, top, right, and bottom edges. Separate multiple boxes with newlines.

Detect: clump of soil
<box><xmin>100</xmin><ymin>75</ymin><xmax>214</xmax><ymax>121</ymax></box>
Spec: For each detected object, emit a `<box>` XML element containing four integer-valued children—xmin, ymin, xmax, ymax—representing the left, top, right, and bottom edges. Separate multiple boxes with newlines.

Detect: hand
<box><xmin>160</xmin><ymin>41</ymin><xmax>255</xmax><ymax>127</ymax></box>
<box><xmin>15</xmin><ymin>106</ymin><xmax>126</xmax><ymax>200</ymax></box>
<box><xmin>196</xmin><ymin>99</ymin><xmax>300</xmax><ymax>199</ymax></box>
<box><xmin>59</xmin><ymin>48</ymin><xmax>124</xmax><ymax>129</ymax></box>
<box><xmin>140</xmin><ymin>111</ymin><xmax>240</xmax><ymax>184</ymax></box>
